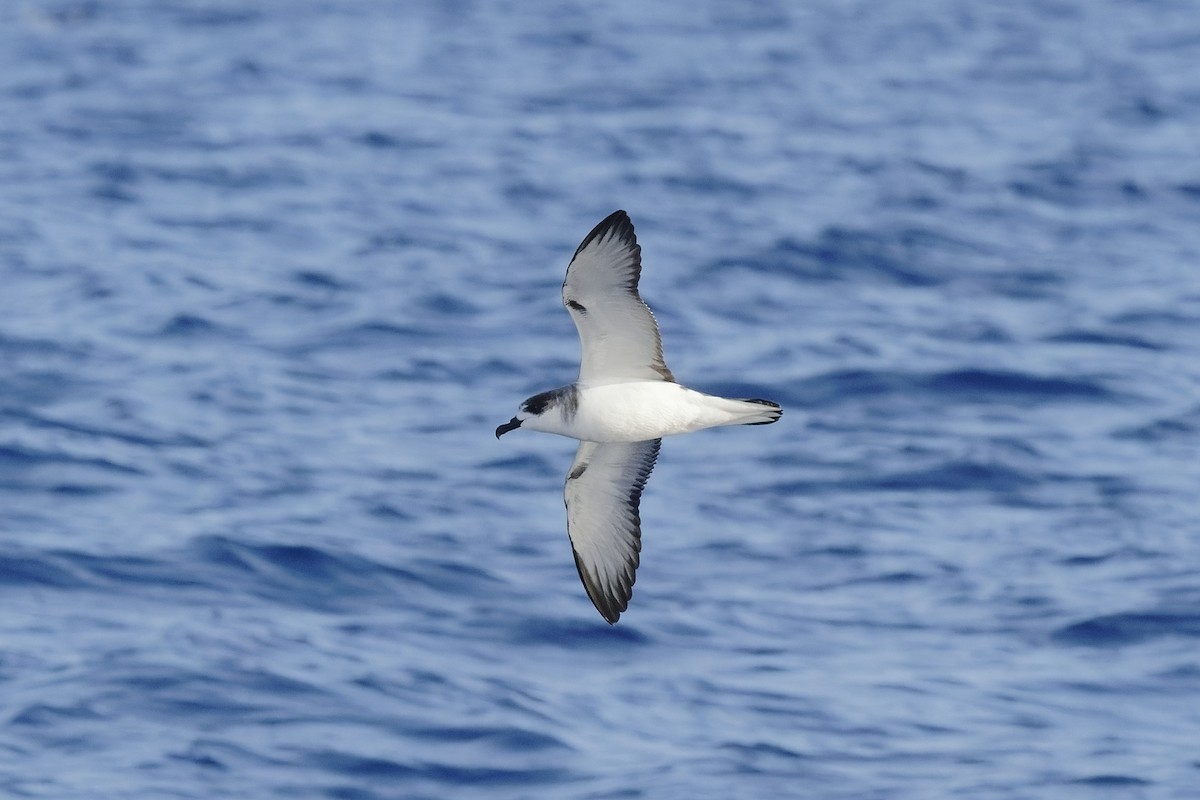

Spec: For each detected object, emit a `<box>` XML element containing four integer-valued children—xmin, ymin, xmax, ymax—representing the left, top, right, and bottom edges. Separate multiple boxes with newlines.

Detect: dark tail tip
<box><xmin>744</xmin><ymin>398</ymin><xmax>782</xmax><ymax>425</ymax></box>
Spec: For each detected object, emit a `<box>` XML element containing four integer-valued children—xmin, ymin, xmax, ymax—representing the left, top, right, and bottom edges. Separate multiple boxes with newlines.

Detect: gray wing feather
<box><xmin>564</xmin><ymin>439</ymin><xmax>661</xmax><ymax>623</ymax></box>
<box><xmin>562</xmin><ymin>211</ymin><xmax>674</xmax><ymax>385</ymax></box>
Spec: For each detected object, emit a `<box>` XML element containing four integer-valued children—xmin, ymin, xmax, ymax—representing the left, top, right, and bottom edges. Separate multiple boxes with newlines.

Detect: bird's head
<box><xmin>495</xmin><ymin>386</ymin><xmax>577</xmax><ymax>439</ymax></box>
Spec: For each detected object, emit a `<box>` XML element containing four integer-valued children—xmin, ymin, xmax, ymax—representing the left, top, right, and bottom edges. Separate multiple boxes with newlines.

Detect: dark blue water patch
<box><xmin>92</xmin><ymin>183</ymin><xmax>137</xmax><ymax>203</ymax></box>
<box><xmin>47</xmin><ymin>107</ymin><xmax>194</xmax><ymax>146</ymax></box>
<box><xmin>357</xmin><ymin>130</ymin><xmax>402</xmax><ymax>149</ymax></box>
<box><xmin>295</xmin><ymin>321</ymin><xmax>436</xmax><ymax>353</ymax></box>
<box><xmin>155</xmin><ymin>312</ymin><xmax>229</xmax><ymax>338</ymax></box>
<box><xmin>9</xmin><ymin>701</ymin><xmax>105</xmax><ymax>728</ymax></box>
<box><xmin>31</xmin><ymin>1</ymin><xmax>102</xmax><ymax>25</ymax></box>
<box><xmin>167</xmin><ymin>739</ymin><xmax>242</xmax><ymax>772</ymax></box>
<box><xmin>0</xmin><ymin>332</ymin><xmax>87</xmax><ymax>358</ymax></box>
<box><xmin>1056</xmin><ymin>547</ymin><xmax>1160</xmax><ymax>568</ymax></box>
<box><xmin>262</xmin><ymin>288</ymin><xmax>352</xmax><ymax>313</ymax></box>
<box><xmin>1042</xmin><ymin>329</ymin><xmax>1166</xmax><ymax>351</ymax></box>
<box><xmin>925</xmin><ymin>369</ymin><xmax>1112</xmax><ymax>401</ymax></box>
<box><xmin>349</xmin><ymin>668</ymin><xmax>461</xmax><ymax>707</ymax></box>
<box><xmin>304</xmin><ymin>749</ymin><xmax>573</xmax><ymax>787</ymax></box>
<box><xmin>1157</xmin><ymin>663</ymin><xmax>1200</xmax><ymax>682</ymax></box>
<box><xmin>292</xmin><ymin>269</ymin><xmax>352</xmax><ymax>291</ymax></box>
<box><xmin>480</xmin><ymin>453</ymin><xmax>559</xmax><ymax>475</ymax></box>
<box><xmin>371</xmin><ymin>467</ymin><xmax>441</xmax><ymax>484</ymax></box>
<box><xmin>405</xmin><ymin>724</ymin><xmax>569</xmax><ymax>753</ymax></box>
<box><xmin>353</xmin><ymin>130</ymin><xmax>440</xmax><ymax>152</ymax></box>
<box><xmin>322</xmin><ymin>788</ymin><xmax>390</xmax><ymax>800</ymax></box>
<box><xmin>373</xmin><ymin>361</ymin><xmax>459</xmax><ymax>383</ymax></box>
<box><xmin>1079</xmin><ymin>473</ymin><xmax>1139</xmax><ymax>503</ymax></box>
<box><xmin>355</xmin><ymin>229</ymin><xmax>462</xmax><ymax>256</ymax></box>
<box><xmin>448</xmin><ymin>357</ymin><xmax>526</xmax><ymax>382</ymax></box>
<box><xmin>686</xmin><ymin>678</ymin><xmax>833</xmax><ymax>721</ymax></box>
<box><xmin>699</xmin><ymin>537</ymin><xmax>808</xmax><ymax>564</ymax></box>
<box><xmin>1065</xmin><ymin>774</ymin><xmax>1153</xmax><ymax>787</ymax></box>
<box><xmin>407</xmin><ymin>558</ymin><xmax>503</xmax><ymax>595</ymax></box>
<box><xmin>159</xmin><ymin>6</ymin><xmax>263</xmax><ymax>27</ymax></box>
<box><xmin>1107</xmin><ymin>307</ymin><xmax>1200</xmax><ymax>329</ymax></box>
<box><xmin>1175</xmin><ymin>182</ymin><xmax>1200</xmax><ymax>201</ymax></box>
<box><xmin>0</xmin><ymin>443</ymin><xmax>144</xmax><ymax>476</ymax></box>
<box><xmin>505</xmin><ymin>616</ymin><xmax>651</xmax><ymax>648</ymax></box>
<box><xmin>663</xmin><ymin>172</ymin><xmax>758</xmax><ymax>201</ymax></box>
<box><xmin>785</xmin><ymin>369</ymin><xmax>913</xmax><ymax>407</ymax></box>
<box><xmin>144</xmin><ymin>163</ymin><xmax>306</xmax><ymax>191</ymax></box>
<box><xmin>768</xmin><ymin>459</ymin><xmax>1042</xmax><ymax>497</ymax></box>
<box><xmin>807</xmin><ymin>544</ymin><xmax>869</xmax><ymax>559</ymax></box>
<box><xmin>1052</xmin><ymin>610</ymin><xmax>1200</xmax><ymax>646</ymax></box>
<box><xmin>1112</xmin><ymin>404</ymin><xmax>1200</xmax><ymax>442</ymax></box>
<box><xmin>103</xmin><ymin>665</ymin><xmax>322</xmax><ymax>723</ymax></box>
<box><xmin>717</xmin><ymin>741</ymin><xmax>808</xmax><ymax>762</ymax></box>
<box><xmin>158</xmin><ymin>667</ymin><xmax>325</xmax><ymax>702</ymax></box>
<box><xmin>6</xmin><ymin>538</ymin><xmax>441</xmax><ymax>609</ymax></box>
<box><xmin>89</xmin><ymin>159</ymin><xmax>141</xmax><ymax>203</ymax></box>
<box><xmin>502</xmin><ymin>178</ymin><xmax>567</xmax><ymax>205</ymax></box>
<box><xmin>980</xmin><ymin>265</ymin><xmax>1067</xmax><ymax>300</ymax></box>
<box><xmin>1008</xmin><ymin>159</ymin><xmax>1089</xmax><ymax>207</ymax></box>
<box><xmin>150</xmin><ymin>214</ymin><xmax>280</xmax><ymax>233</ymax></box>
<box><xmin>30</xmin><ymin>551</ymin><xmax>207</xmax><ymax>592</ymax></box>
<box><xmin>787</xmin><ymin>367</ymin><xmax>1112</xmax><ymax>410</ymax></box>
<box><xmin>4</xmin><ymin>408</ymin><xmax>210</xmax><ymax>449</ymax></box>
<box><xmin>419</xmin><ymin>292</ymin><xmax>480</xmax><ymax>317</ymax></box>
<box><xmin>188</xmin><ymin>535</ymin><xmax>499</xmax><ymax>612</ymax></box>
<box><xmin>716</xmin><ymin>741</ymin><xmax>817</xmax><ymax>778</ymax></box>
<box><xmin>48</xmin><ymin>482</ymin><xmax>120</xmax><ymax>496</ymax></box>
<box><xmin>832</xmin><ymin>570</ymin><xmax>931</xmax><ymax>589</ymax></box>
<box><xmin>364</xmin><ymin>501</ymin><xmax>416</xmax><ymax>522</ymax></box>
<box><xmin>307</xmin><ymin>751</ymin><xmax>418</xmax><ymax>781</ymax></box>
<box><xmin>708</xmin><ymin>226</ymin><xmax>951</xmax><ymax>287</ymax></box>
<box><xmin>0</xmin><ymin>553</ymin><xmax>90</xmax><ymax>588</ymax></box>
<box><xmin>0</xmin><ymin>214</ymin><xmax>39</xmax><ymax>246</ymax></box>
<box><xmin>930</xmin><ymin>320</ymin><xmax>1016</xmax><ymax>344</ymax></box>
<box><xmin>89</xmin><ymin>159</ymin><xmax>136</xmax><ymax>185</ymax></box>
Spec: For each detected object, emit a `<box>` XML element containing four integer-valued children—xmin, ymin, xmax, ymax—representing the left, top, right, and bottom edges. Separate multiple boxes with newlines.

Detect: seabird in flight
<box><xmin>496</xmin><ymin>210</ymin><xmax>781</xmax><ymax>623</ymax></box>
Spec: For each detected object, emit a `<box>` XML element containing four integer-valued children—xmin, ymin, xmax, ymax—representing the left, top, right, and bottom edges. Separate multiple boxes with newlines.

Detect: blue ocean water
<box><xmin>3</xmin><ymin>0</ymin><xmax>1200</xmax><ymax>797</ymax></box>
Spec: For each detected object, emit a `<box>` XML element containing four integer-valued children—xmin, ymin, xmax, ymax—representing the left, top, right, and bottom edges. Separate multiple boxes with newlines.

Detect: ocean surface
<box><xmin>3</xmin><ymin>1</ymin><xmax>1200</xmax><ymax>798</ymax></box>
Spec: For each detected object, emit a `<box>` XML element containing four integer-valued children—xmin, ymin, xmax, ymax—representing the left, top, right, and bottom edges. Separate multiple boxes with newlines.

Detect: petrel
<box><xmin>496</xmin><ymin>210</ymin><xmax>781</xmax><ymax>623</ymax></box>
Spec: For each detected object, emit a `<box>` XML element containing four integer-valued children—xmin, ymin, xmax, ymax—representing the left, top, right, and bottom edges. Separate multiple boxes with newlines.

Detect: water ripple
<box><xmin>3</xmin><ymin>1</ymin><xmax>1199</xmax><ymax>798</ymax></box>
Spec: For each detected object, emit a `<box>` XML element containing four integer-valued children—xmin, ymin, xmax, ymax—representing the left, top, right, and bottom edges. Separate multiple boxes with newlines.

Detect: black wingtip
<box><xmin>572</xmin><ymin>549</ymin><xmax>629</xmax><ymax>624</ymax></box>
<box><xmin>572</xmin><ymin>210</ymin><xmax>634</xmax><ymax>259</ymax></box>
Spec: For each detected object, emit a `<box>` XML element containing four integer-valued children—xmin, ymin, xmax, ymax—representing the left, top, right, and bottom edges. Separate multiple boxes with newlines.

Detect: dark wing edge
<box><xmin>570</xmin><ymin>550</ymin><xmax>632</xmax><ymax>625</ymax></box>
<box><xmin>562</xmin><ymin>210</ymin><xmax>675</xmax><ymax>383</ymax></box>
<box><xmin>567</xmin><ymin>439</ymin><xmax>661</xmax><ymax>624</ymax></box>
<box><xmin>570</xmin><ymin>210</ymin><xmax>639</xmax><ymax>289</ymax></box>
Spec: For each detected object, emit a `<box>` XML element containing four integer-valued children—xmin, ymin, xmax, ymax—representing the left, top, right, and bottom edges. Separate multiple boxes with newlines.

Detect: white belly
<box><xmin>571</xmin><ymin>382</ymin><xmax>739</xmax><ymax>442</ymax></box>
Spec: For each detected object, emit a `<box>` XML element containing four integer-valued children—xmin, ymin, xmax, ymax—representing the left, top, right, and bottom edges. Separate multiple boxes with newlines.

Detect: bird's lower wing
<box><xmin>564</xmin><ymin>439</ymin><xmax>661</xmax><ymax>623</ymax></box>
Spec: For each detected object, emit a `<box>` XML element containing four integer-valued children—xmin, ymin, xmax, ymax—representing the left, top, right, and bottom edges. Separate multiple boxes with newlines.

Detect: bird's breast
<box><xmin>573</xmin><ymin>382</ymin><xmax>707</xmax><ymax>442</ymax></box>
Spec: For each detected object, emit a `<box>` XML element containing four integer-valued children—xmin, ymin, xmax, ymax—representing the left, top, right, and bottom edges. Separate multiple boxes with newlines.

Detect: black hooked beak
<box><xmin>495</xmin><ymin>417</ymin><xmax>522</xmax><ymax>439</ymax></box>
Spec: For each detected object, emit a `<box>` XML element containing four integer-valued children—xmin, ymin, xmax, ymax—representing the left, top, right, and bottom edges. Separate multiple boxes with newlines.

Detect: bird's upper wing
<box><xmin>562</xmin><ymin>211</ymin><xmax>674</xmax><ymax>386</ymax></box>
<box><xmin>564</xmin><ymin>438</ymin><xmax>661</xmax><ymax>624</ymax></box>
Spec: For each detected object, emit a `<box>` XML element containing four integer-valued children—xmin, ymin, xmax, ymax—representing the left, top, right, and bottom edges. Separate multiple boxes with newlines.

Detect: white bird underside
<box><xmin>569</xmin><ymin>382</ymin><xmax>782</xmax><ymax>443</ymax></box>
<box><xmin>499</xmin><ymin>210</ymin><xmax>781</xmax><ymax>623</ymax></box>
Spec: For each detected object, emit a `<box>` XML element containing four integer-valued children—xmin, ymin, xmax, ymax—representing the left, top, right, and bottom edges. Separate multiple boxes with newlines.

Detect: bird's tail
<box><xmin>732</xmin><ymin>398</ymin><xmax>782</xmax><ymax>426</ymax></box>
